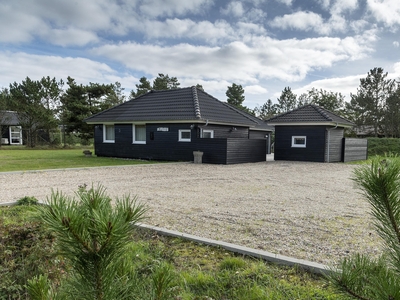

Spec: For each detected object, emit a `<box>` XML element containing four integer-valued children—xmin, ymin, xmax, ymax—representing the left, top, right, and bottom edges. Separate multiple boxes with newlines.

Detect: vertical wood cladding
<box><xmin>93</xmin><ymin>123</ymin><xmax>267</xmax><ymax>164</ymax></box>
<box><xmin>274</xmin><ymin>126</ymin><xmax>326</xmax><ymax>162</ymax></box>
<box><xmin>325</xmin><ymin>128</ymin><xmax>344</xmax><ymax>162</ymax></box>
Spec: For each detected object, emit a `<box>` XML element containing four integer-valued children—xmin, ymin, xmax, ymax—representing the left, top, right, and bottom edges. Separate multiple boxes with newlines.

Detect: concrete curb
<box><xmin>0</xmin><ymin>202</ymin><xmax>19</xmax><ymax>207</ymax></box>
<box><xmin>1</xmin><ymin>201</ymin><xmax>330</xmax><ymax>275</ymax></box>
<box><xmin>137</xmin><ymin>223</ymin><xmax>330</xmax><ymax>275</ymax></box>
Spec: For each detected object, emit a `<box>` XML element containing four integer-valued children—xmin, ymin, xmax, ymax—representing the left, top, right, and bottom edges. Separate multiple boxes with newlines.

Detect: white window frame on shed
<box><xmin>178</xmin><ymin>129</ymin><xmax>191</xmax><ymax>142</ymax></box>
<box><xmin>9</xmin><ymin>126</ymin><xmax>22</xmax><ymax>145</ymax></box>
<box><xmin>133</xmin><ymin>124</ymin><xmax>146</xmax><ymax>144</ymax></box>
<box><xmin>103</xmin><ymin>124</ymin><xmax>115</xmax><ymax>143</ymax></box>
<box><xmin>201</xmin><ymin>129</ymin><xmax>214</xmax><ymax>138</ymax></box>
<box><xmin>291</xmin><ymin>136</ymin><xmax>306</xmax><ymax>148</ymax></box>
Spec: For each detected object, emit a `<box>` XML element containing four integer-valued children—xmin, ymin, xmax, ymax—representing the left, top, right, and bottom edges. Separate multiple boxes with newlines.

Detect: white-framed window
<box><xmin>9</xmin><ymin>126</ymin><xmax>22</xmax><ymax>145</ymax></box>
<box><xmin>103</xmin><ymin>124</ymin><xmax>115</xmax><ymax>143</ymax></box>
<box><xmin>133</xmin><ymin>124</ymin><xmax>146</xmax><ymax>144</ymax></box>
<box><xmin>202</xmin><ymin>129</ymin><xmax>214</xmax><ymax>138</ymax></box>
<box><xmin>179</xmin><ymin>129</ymin><xmax>191</xmax><ymax>142</ymax></box>
<box><xmin>291</xmin><ymin>136</ymin><xmax>306</xmax><ymax>148</ymax></box>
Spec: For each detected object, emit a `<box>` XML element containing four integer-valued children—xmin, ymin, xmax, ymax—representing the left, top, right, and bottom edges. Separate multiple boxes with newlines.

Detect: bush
<box><xmin>16</xmin><ymin>196</ymin><xmax>39</xmax><ymax>206</ymax></box>
<box><xmin>367</xmin><ymin>137</ymin><xmax>400</xmax><ymax>156</ymax></box>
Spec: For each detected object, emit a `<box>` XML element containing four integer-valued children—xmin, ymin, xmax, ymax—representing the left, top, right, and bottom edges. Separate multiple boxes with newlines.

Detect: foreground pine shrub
<box><xmin>29</xmin><ymin>184</ymin><xmax>147</xmax><ymax>300</ymax></box>
<box><xmin>328</xmin><ymin>155</ymin><xmax>400</xmax><ymax>299</ymax></box>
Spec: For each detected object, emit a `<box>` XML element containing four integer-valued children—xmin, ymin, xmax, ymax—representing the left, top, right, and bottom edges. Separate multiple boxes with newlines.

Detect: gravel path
<box><xmin>0</xmin><ymin>161</ymin><xmax>381</xmax><ymax>265</ymax></box>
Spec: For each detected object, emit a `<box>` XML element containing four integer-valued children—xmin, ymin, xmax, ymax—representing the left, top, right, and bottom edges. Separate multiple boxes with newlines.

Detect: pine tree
<box><xmin>29</xmin><ymin>184</ymin><xmax>147</xmax><ymax>299</ymax></box>
<box><xmin>328</xmin><ymin>155</ymin><xmax>400</xmax><ymax>299</ymax></box>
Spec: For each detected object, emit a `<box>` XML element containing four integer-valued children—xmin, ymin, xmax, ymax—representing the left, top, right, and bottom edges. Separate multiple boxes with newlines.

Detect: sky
<box><xmin>0</xmin><ymin>0</ymin><xmax>399</xmax><ymax>109</ymax></box>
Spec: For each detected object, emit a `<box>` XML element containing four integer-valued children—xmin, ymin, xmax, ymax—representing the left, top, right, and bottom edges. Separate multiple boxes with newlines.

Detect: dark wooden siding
<box><xmin>342</xmin><ymin>138</ymin><xmax>368</xmax><ymax>162</ymax></box>
<box><xmin>93</xmin><ymin>123</ymin><xmax>266</xmax><ymax>164</ymax></box>
<box><xmin>274</xmin><ymin>126</ymin><xmax>326</xmax><ymax>162</ymax></box>
<box><xmin>199</xmin><ymin>124</ymin><xmax>248</xmax><ymax>138</ymax></box>
<box><xmin>249</xmin><ymin>130</ymin><xmax>267</xmax><ymax>139</ymax></box>
<box><xmin>325</xmin><ymin>128</ymin><xmax>344</xmax><ymax>162</ymax></box>
<box><xmin>226</xmin><ymin>139</ymin><xmax>266</xmax><ymax>164</ymax></box>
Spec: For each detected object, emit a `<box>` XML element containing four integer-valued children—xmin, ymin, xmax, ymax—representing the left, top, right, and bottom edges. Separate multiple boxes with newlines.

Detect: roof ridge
<box><xmin>191</xmin><ymin>86</ymin><xmax>201</xmax><ymax>119</ymax></box>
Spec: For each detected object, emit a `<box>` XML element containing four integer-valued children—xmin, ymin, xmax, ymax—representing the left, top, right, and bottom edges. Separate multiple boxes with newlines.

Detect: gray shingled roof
<box><xmin>0</xmin><ymin>111</ymin><xmax>20</xmax><ymax>126</ymax></box>
<box><xmin>85</xmin><ymin>87</ymin><xmax>273</xmax><ymax>130</ymax></box>
<box><xmin>266</xmin><ymin>104</ymin><xmax>354</xmax><ymax>127</ymax></box>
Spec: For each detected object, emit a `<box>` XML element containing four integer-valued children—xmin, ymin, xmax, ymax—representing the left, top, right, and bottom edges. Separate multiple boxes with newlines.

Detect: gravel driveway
<box><xmin>0</xmin><ymin>161</ymin><xmax>381</xmax><ymax>265</ymax></box>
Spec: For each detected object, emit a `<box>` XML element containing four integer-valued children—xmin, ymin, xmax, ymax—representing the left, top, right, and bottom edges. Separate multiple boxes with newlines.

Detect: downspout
<box><xmin>326</xmin><ymin>123</ymin><xmax>338</xmax><ymax>163</ymax></box>
<box><xmin>199</xmin><ymin>119</ymin><xmax>209</xmax><ymax>137</ymax></box>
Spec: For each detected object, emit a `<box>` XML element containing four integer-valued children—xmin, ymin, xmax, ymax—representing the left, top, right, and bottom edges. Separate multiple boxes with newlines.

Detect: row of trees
<box><xmin>0</xmin><ymin>76</ymin><xmax>126</xmax><ymax>147</ymax></box>
<box><xmin>1</xmin><ymin>68</ymin><xmax>399</xmax><ymax>148</ymax></box>
<box><xmin>250</xmin><ymin>68</ymin><xmax>400</xmax><ymax>137</ymax></box>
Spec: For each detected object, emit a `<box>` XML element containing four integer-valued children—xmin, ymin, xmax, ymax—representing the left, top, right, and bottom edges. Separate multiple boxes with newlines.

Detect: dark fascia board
<box><xmin>266</xmin><ymin>121</ymin><xmax>354</xmax><ymax>128</ymax></box>
<box><xmin>86</xmin><ymin>119</ymin><xmax>273</xmax><ymax>129</ymax></box>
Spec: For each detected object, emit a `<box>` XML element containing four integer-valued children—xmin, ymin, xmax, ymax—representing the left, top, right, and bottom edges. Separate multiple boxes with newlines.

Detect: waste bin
<box><xmin>193</xmin><ymin>151</ymin><xmax>203</xmax><ymax>164</ymax></box>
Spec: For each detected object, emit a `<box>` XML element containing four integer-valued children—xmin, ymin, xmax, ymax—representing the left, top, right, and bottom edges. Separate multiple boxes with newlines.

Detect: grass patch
<box><xmin>0</xmin><ymin>147</ymin><xmax>158</xmax><ymax>172</ymax></box>
<box><xmin>0</xmin><ymin>205</ymin><xmax>352</xmax><ymax>299</ymax></box>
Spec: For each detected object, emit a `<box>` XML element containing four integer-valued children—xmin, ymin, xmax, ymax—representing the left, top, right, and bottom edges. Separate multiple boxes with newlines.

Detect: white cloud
<box><xmin>138</xmin><ymin>0</ymin><xmax>213</xmax><ymax>18</ymax></box>
<box><xmin>270</xmin><ymin>11</ymin><xmax>324</xmax><ymax>31</ymax></box>
<box><xmin>0</xmin><ymin>3</ymin><xmax>47</xmax><ymax>43</ymax></box>
<box><xmin>0</xmin><ymin>52</ymin><xmax>138</xmax><ymax>90</ymax></box>
<box><xmin>293</xmin><ymin>75</ymin><xmax>361</xmax><ymax>101</ymax></box>
<box><xmin>393</xmin><ymin>41</ymin><xmax>400</xmax><ymax>48</ymax></box>
<box><xmin>269</xmin><ymin>11</ymin><xmax>346</xmax><ymax>34</ymax></box>
<box><xmin>392</xmin><ymin>62</ymin><xmax>400</xmax><ymax>75</ymax></box>
<box><xmin>221</xmin><ymin>1</ymin><xmax>245</xmax><ymax>18</ymax></box>
<box><xmin>315</xmin><ymin>0</ymin><xmax>331</xmax><ymax>10</ymax></box>
<box><xmin>245</xmin><ymin>85</ymin><xmax>268</xmax><ymax>94</ymax></box>
<box><xmin>367</xmin><ymin>0</ymin><xmax>400</xmax><ymax>27</ymax></box>
<box><xmin>331</xmin><ymin>0</ymin><xmax>358</xmax><ymax>15</ymax></box>
<box><xmin>92</xmin><ymin>32</ymin><xmax>375</xmax><ymax>85</ymax></box>
<box><xmin>42</xmin><ymin>28</ymin><xmax>100</xmax><ymax>47</ymax></box>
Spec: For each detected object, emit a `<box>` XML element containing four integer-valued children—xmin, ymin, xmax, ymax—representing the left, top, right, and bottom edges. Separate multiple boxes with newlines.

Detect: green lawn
<box><xmin>0</xmin><ymin>147</ymin><xmax>158</xmax><ymax>172</ymax></box>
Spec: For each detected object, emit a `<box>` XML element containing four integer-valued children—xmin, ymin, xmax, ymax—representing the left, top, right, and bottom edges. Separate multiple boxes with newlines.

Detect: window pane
<box><xmin>181</xmin><ymin>131</ymin><xmax>191</xmax><ymax>139</ymax></box>
<box><xmin>135</xmin><ymin>125</ymin><xmax>146</xmax><ymax>141</ymax></box>
<box><xmin>202</xmin><ymin>130</ymin><xmax>214</xmax><ymax>138</ymax></box>
<box><xmin>105</xmin><ymin>125</ymin><xmax>115</xmax><ymax>141</ymax></box>
<box><xmin>294</xmin><ymin>138</ymin><xmax>305</xmax><ymax>145</ymax></box>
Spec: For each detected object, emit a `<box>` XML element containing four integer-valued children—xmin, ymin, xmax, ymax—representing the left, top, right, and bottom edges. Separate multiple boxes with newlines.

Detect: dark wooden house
<box><xmin>266</xmin><ymin>104</ymin><xmax>356</xmax><ymax>162</ymax></box>
<box><xmin>85</xmin><ymin>86</ymin><xmax>273</xmax><ymax>164</ymax></box>
<box><xmin>0</xmin><ymin>111</ymin><xmax>23</xmax><ymax>145</ymax></box>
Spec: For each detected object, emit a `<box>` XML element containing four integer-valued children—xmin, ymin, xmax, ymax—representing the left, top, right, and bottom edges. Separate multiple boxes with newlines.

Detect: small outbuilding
<box><xmin>266</xmin><ymin>104</ymin><xmax>365</xmax><ymax>162</ymax></box>
<box><xmin>0</xmin><ymin>111</ymin><xmax>23</xmax><ymax>145</ymax></box>
<box><xmin>85</xmin><ymin>87</ymin><xmax>273</xmax><ymax>164</ymax></box>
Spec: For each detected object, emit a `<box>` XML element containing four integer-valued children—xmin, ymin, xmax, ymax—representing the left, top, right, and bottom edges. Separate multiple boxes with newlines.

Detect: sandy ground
<box><xmin>0</xmin><ymin>160</ymin><xmax>381</xmax><ymax>265</ymax></box>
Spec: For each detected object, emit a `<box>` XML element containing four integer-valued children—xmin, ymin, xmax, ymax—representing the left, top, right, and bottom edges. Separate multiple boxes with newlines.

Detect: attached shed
<box><xmin>85</xmin><ymin>87</ymin><xmax>273</xmax><ymax>164</ymax></box>
<box><xmin>266</xmin><ymin>104</ymin><xmax>356</xmax><ymax>162</ymax></box>
<box><xmin>0</xmin><ymin>111</ymin><xmax>23</xmax><ymax>145</ymax></box>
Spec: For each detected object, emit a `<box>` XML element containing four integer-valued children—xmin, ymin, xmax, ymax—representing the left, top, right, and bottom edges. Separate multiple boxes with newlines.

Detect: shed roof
<box><xmin>0</xmin><ymin>111</ymin><xmax>20</xmax><ymax>126</ymax></box>
<box><xmin>266</xmin><ymin>104</ymin><xmax>354</xmax><ymax>127</ymax></box>
<box><xmin>85</xmin><ymin>87</ymin><xmax>273</xmax><ymax>131</ymax></box>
